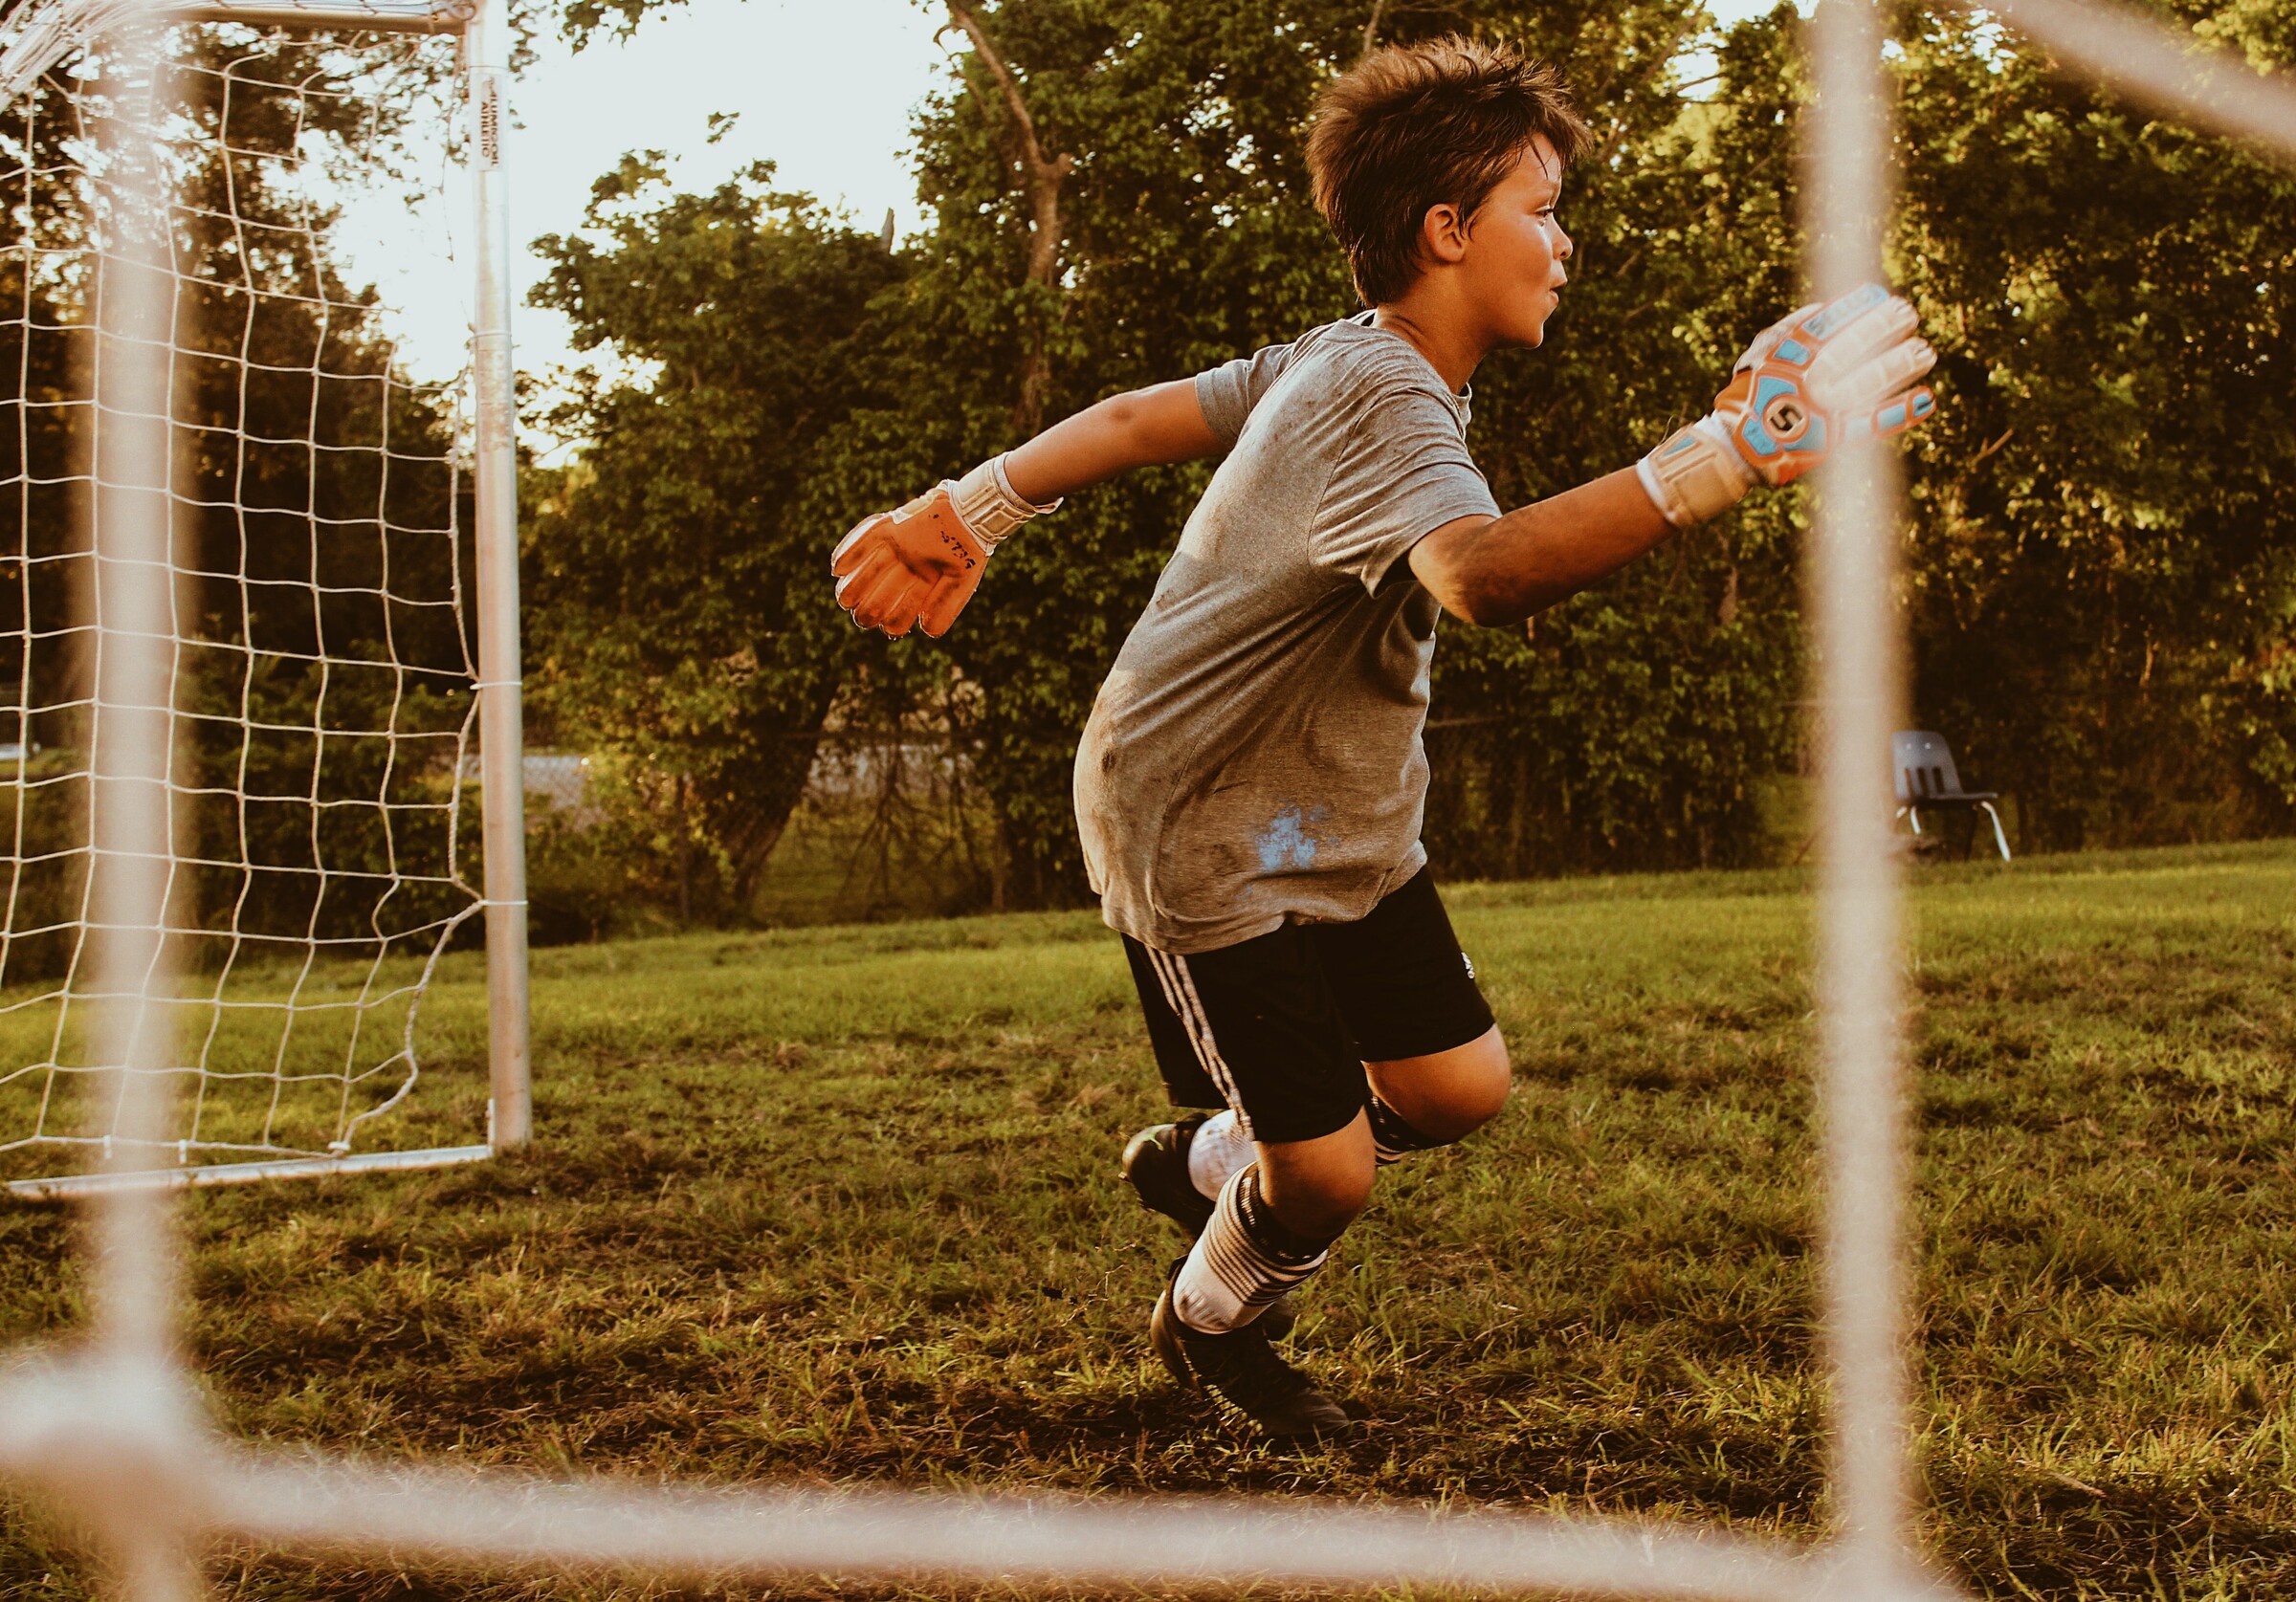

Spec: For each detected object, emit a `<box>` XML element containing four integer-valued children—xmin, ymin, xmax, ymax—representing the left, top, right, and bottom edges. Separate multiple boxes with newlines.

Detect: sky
<box><xmin>499</xmin><ymin>0</ymin><xmax>950</xmax><ymax>388</ymax></box>
<box><xmin>334</xmin><ymin>0</ymin><xmax>1791</xmax><ymax>438</ymax></box>
<box><xmin>338</xmin><ymin>0</ymin><xmax>950</xmax><ymax>423</ymax></box>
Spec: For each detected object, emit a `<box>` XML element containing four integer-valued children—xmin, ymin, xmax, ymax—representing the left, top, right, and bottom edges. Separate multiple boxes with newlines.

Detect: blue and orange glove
<box><xmin>1638</xmin><ymin>282</ymin><xmax>1938</xmax><ymax>529</ymax></box>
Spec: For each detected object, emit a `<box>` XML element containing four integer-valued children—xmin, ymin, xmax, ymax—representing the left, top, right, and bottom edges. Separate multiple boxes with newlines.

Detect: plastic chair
<box><xmin>1892</xmin><ymin>731</ymin><xmax>2011</xmax><ymax>861</ymax></box>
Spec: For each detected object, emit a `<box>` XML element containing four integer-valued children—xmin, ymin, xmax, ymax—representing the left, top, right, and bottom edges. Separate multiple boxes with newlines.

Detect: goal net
<box><xmin>0</xmin><ymin>0</ymin><xmax>526</xmax><ymax>1197</ymax></box>
<box><xmin>0</xmin><ymin>0</ymin><xmax>2289</xmax><ymax>1597</ymax></box>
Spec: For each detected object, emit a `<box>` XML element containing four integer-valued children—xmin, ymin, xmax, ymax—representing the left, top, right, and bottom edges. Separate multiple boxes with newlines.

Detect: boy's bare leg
<box><xmin>1253</xmin><ymin>1023</ymin><xmax>1509</xmax><ymax>1235</ymax></box>
<box><xmin>1365</xmin><ymin>1023</ymin><xmax>1511</xmax><ymax>1143</ymax></box>
<box><xmin>1255</xmin><ymin>1112</ymin><xmax>1377</xmax><ymax>1238</ymax></box>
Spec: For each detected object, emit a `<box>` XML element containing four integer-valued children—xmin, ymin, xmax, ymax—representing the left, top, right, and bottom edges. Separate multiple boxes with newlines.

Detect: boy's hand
<box><xmin>831</xmin><ymin>488</ymin><xmax>989</xmax><ymax>639</ymax></box>
<box><xmin>829</xmin><ymin>455</ymin><xmax>1058</xmax><ymax>638</ymax></box>
<box><xmin>1718</xmin><ymin>284</ymin><xmax>1938</xmax><ymax>484</ymax></box>
<box><xmin>1638</xmin><ymin>283</ymin><xmax>1938</xmax><ymax>529</ymax></box>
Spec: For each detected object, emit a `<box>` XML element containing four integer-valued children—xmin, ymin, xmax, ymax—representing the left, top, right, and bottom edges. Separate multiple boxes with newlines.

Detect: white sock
<box><xmin>1185</xmin><ymin>1108</ymin><xmax>1255</xmax><ymax>1200</ymax></box>
<box><xmin>1171</xmin><ymin>1167</ymin><xmax>1332</xmax><ymax>1334</ymax></box>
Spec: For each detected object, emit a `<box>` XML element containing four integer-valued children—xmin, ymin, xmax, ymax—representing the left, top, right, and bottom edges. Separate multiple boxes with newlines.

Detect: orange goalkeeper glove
<box><xmin>829</xmin><ymin>455</ymin><xmax>1058</xmax><ymax>638</ymax></box>
<box><xmin>1638</xmin><ymin>282</ymin><xmax>1939</xmax><ymax>530</ymax></box>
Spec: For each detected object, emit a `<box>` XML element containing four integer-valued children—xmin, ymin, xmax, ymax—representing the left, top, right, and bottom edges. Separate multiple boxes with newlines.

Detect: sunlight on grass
<box><xmin>0</xmin><ymin>951</ymin><xmax>482</xmax><ymax>1176</ymax></box>
<box><xmin>2</xmin><ymin>841</ymin><xmax>2290</xmax><ymax>1599</ymax></box>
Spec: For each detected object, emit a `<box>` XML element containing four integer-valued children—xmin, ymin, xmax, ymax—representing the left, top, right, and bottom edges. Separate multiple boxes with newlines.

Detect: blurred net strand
<box><xmin>0</xmin><ymin>1</ymin><xmax>490</xmax><ymax>1189</ymax></box>
<box><xmin>1806</xmin><ymin>0</ymin><xmax>1916</xmax><ymax>1585</ymax></box>
<box><xmin>4</xmin><ymin>0</ymin><xmax>2295</xmax><ymax>1596</ymax></box>
<box><xmin>0</xmin><ymin>1397</ymin><xmax>1854</xmax><ymax>1602</ymax></box>
<box><xmin>1961</xmin><ymin>0</ymin><xmax>2296</xmax><ymax>159</ymax></box>
<box><xmin>77</xmin><ymin>11</ymin><xmax>203</xmax><ymax>1597</ymax></box>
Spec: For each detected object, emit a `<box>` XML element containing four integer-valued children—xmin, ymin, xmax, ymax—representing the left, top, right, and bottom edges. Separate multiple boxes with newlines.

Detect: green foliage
<box><xmin>520</xmin><ymin>758</ymin><xmax>694</xmax><ymax>942</ymax></box>
<box><xmin>0</xmin><ymin>37</ymin><xmax>478</xmax><ymax>977</ymax></box>
<box><xmin>526</xmin><ymin>0</ymin><xmax>2295</xmax><ymax>914</ymax></box>
<box><xmin>1892</xmin><ymin>5</ymin><xmax>2296</xmax><ymax>848</ymax></box>
<box><xmin>177</xmin><ymin>43</ymin><xmax>476</xmax><ymax>961</ymax></box>
<box><xmin>525</xmin><ymin>162</ymin><xmax>912</xmax><ymax>919</ymax></box>
<box><xmin>1423</xmin><ymin>8</ymin><xmax>1815</xmax><ymax>872</ymax></box>
<box><xmin>6</xmin><ymin>843</ymin><xmax>2293</xmax><ymax>1596</ymax></box>
<box><xmin>872</xmin><ymin>0</ymin><xmax>1809</xmax><ymax>897</ymax></box>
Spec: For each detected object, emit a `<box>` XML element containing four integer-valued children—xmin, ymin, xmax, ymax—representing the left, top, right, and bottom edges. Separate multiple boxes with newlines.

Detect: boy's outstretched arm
<box><xmin>832</xmin><ymin>380</ymin><xmax>1219</xmax><ymax>638</ymax></box>
<box><xmin>1412</xmin><ymin>283</ymin><xmax>1938</xmax><ymax>628</ymax></box>
<box><xmin>1408</xmin><ymin>470</ymin><xmax>1671</xmax><ymax>625</ymax></box>
<box><xmin>1004</xmin><ymin>379</ymin><xmax>1223</xmax><ymax>503</ymax></box>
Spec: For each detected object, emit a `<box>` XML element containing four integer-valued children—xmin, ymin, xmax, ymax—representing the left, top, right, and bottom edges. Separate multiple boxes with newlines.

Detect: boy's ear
<box><xmin>1419</xmin><ymin>201</ymin><xmax>1472</xmax><ymax>267</ymax></box>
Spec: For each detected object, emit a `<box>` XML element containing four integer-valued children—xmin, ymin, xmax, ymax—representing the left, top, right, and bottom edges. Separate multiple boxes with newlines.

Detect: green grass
<box><xmin>0</xmin><ymin>953</ymin><xmax>457</xmax><ymax>1173</ymax></box>
<box><xmin>4</xmin><ymin>842</ymin><xmax>2292</xmax><ymax>1599</ymax></box>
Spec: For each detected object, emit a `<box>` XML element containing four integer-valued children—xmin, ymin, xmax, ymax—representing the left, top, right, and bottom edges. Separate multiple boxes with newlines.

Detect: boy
<box><xmin>830</xmin><ymin>36</ymin><xmax>1935</xmax><ymax>1438</ymax></box>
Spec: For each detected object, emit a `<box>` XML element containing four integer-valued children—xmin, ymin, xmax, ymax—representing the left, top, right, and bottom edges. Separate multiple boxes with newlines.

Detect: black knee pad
<box><xmin>1366</xmin><ymin>1094</ymin><xmax>1456</xmax><ymax>1166</ymax></box>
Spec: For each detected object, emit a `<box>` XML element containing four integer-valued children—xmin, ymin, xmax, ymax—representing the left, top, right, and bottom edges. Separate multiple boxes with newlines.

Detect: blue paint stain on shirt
<box><xmin>1256</xmin><ymin>804</ymin><xmax>1331</xmax><ymax>872</ymax></box>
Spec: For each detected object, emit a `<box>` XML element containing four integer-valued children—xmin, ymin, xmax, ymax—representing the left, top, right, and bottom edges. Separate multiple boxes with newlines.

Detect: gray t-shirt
<box><xmin>1073</xmin><ymin>315</ymin><xmax>1501</xmax><ymax>954</ymax></box>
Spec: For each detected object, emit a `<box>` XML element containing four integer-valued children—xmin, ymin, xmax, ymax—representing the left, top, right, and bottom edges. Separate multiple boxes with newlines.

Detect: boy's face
<box><xmin>1457</xmin><ymin>137</ymin><xmax>1573</xmax><ymax>349</ymax></box>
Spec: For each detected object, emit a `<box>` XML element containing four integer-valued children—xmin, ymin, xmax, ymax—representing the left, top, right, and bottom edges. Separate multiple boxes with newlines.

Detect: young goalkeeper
<box><xmin>830</xmin><ymin>36</ymin><xmax>1935</xmax><ymax>1439</ymax></box>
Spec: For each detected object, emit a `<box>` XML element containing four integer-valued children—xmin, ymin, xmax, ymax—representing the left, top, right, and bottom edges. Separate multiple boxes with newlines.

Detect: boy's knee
<box><xmin>1434</xmin><ymin>1042</ymin><xmax>1512</xmax><ymax>1136</ymax></box>
<box><xmin>1372</xmin><ymin>1026</ymin><xmax>1512</xmax><ymax>1144</ymax></box>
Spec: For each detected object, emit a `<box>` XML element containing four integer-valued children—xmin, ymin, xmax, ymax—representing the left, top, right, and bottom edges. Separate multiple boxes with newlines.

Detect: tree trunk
<box><xmin>721</xmin><ymin>725</ymin><xmax>830</xmax><ymax>914</ymax></box>
<box><xmin>1510</xmin><ymin>744</ymin><xmax>1532</xmax><ymax>878</ymax></box>
<box><xmin>945</xmin><ymin>0</ymin><xmax>1072</xmax><ymax>433</ymax></box>
<box><xmin>674</xmin><ymin>773</ymin><xmax>692</xmax><ymax>924</ymax></box>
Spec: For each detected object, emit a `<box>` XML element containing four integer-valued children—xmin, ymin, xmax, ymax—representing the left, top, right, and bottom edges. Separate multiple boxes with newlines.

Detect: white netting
<box><xmin>0</xmin><ymin>11</ymin><xmax>477</xmax><ymax>1183</ymax></box>
<box><xmin>1</xmin><ymin>0</ymin><xmax>2292</xmax><ymax>1599</ymax></box>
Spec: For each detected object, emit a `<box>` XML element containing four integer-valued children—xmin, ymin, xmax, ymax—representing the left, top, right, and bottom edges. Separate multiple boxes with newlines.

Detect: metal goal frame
<box><xmin>0</xmin><ymin>0</ymin><xmax>529</xmax><ymax>1202</ymax></box>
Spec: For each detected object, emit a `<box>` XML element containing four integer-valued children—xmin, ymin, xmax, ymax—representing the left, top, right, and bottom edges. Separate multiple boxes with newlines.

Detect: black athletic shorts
<box><xmin>1120</xmin><ymin>865</ymin><xmax>1496</xmax><ymax>1146</ymax></box>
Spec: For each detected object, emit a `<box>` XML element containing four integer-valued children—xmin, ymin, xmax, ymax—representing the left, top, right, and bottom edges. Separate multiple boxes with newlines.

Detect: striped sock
<box><xmin>1170</xmin><ymin>1165</ymin><xmax>1335</xmax><ymax>1334</ymax></box>
<box><xmin>1184</xmin><ymin>1108</ymin><xmax>1255</xmax><ymax>1200</ymax></box>
<box><xmin>1367</xmin><ymin>1093</ymin><xmax>1446</xmax><ymax>1167</ymax></box>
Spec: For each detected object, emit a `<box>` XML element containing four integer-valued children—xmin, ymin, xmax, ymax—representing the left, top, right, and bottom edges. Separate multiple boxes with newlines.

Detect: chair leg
<box><xmin>1905</xmin><ymin>805</ymin><xmax>1923</xmax><ymax>837</ymax></box>
<box><xmin>1979</xmin><ymin>801</ymin><xmax>2011</xmax><ymax>862</ymax></box>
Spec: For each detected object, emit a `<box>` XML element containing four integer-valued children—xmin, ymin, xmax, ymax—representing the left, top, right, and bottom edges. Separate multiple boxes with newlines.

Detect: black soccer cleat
<box><xmin>1150</xmin><ymin>1263</ymin><xmax>1353</xmax><ymax>1441</ymax></box>
<box><xmin>1124</xmin><ymin>1117</ymin><xmax>1296</xmax><ymax>1339</ymax></box>
<box><xmin>1122</xmin><ymin>1113</ymin><xmax>1219</xmax><ymax>1238</ymax></box>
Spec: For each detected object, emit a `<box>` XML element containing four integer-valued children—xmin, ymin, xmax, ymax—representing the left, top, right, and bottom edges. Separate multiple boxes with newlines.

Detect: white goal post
<box><xmin>0</xmin><ymin>0</ymin><xmax>527</xmax><ymax>1201</ymax></box>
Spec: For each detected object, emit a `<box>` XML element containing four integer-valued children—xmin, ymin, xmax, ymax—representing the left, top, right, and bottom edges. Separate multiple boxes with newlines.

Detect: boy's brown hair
<box><xmin>1307</xmin><ymin>36</ymin><xmax>1594</xmax><ymax>306</ymax></box>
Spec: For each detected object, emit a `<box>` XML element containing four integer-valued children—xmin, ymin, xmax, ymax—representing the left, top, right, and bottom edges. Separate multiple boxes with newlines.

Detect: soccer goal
<box><xmin>0</xmin><ymin>0</ymin><xmax>527</xmax><ymax>1200</ymax></box>
<box><xmin>0</xmin><ymin>0</ymin><xmax>2290</xmax><ymax>1597</ymax></box>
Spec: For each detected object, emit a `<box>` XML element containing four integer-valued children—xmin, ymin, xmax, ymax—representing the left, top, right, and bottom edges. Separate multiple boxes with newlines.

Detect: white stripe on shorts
<box><xmin>1146</xmin><ymin>948</ymin><xmax>1252</xmax><ymax>1140</ymax></box>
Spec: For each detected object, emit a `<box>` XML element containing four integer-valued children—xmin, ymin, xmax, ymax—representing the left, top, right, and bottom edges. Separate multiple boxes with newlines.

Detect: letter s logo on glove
<box><xmin>1717</xmin><ymin>283</ymin><xmax>1938</xmax><ymax>487</ymax></box>
<box><xmin>1638</xmin><ymin>282</ymin><xmax>1941</xmax><ymax>528</ymax></box>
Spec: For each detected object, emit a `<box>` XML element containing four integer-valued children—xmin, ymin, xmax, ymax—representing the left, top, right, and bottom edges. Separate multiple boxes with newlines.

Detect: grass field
<box><xmin>4</xmin><ymin>842</ymin><xmax>2292</xmax><ymax>1600</ymax></box>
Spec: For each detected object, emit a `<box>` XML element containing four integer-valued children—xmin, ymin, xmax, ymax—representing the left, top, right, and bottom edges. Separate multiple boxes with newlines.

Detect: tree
<box><xmin>524</xmin><ymin>160</ymin><xmax>910</xmax><ymax>916</ymax></box>
<box><xmin>900</xmin><ymin>0</ymin><xmax>2295</xmax><ymax>881</ymax></box>
<box><xmin>893</xmin><ymin>0</ymin><xmax>1809</xmax><ymax>895</ymax></box>
<box><xmin>0</xmin><ymin>37</ymin><xmax>476</xmax><ymax>972</ymax></box>
<box><xmin>527</xmin><ymin>0</ymin><xmax>2295</xmax><ymax>911</ymax></box>
<box><xmin>1890</xmin><ymin>2</ymin><xmax>2296</xmax><ymax>846</ymax></box>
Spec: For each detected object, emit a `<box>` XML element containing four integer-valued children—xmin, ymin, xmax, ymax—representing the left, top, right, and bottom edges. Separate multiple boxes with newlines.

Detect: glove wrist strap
<box><xmin>1638</xmin><ymin>416</ymin><xmax>1755</xmax><ymax>530</ymax></box>
<box><xmin>950</xmin><ymin>452</ymin><xmax>1061</xmax><ymax>549</ymax></box>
